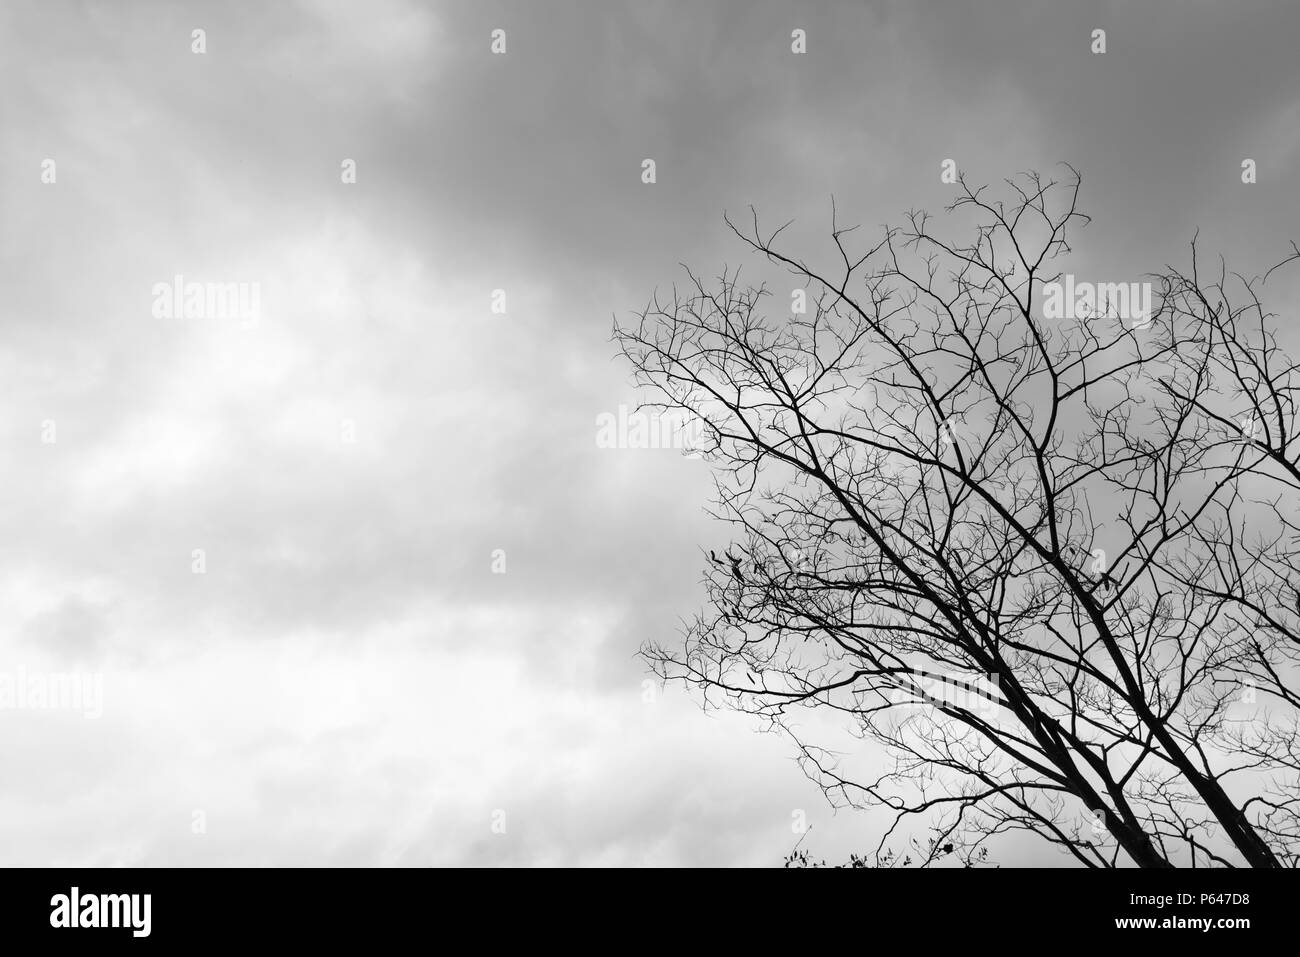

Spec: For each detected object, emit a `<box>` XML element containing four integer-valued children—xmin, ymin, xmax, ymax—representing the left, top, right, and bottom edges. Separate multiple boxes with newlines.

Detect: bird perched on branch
<box><xmin>709</xmin><ymin>547</ymin><xmax>748</xmax><ymax>583</ymax></box>
<box><xmin>726</xmin><ymin>549</ymin><xmax>746</xmax><ymax>582</ymax></box>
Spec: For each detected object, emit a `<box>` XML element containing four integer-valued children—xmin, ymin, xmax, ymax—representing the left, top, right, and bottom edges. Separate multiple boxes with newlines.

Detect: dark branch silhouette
<box><xmin>616</xmin><ymin>166</ymin><xmax>1300</xmax><ymax>868</ymax></box>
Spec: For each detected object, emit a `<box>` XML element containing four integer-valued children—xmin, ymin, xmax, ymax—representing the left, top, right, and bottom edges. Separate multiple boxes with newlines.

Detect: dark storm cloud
<box><xmin>1</xmin><ymin>0</ymin><xmax>1297</xmax><ymax>865</ymax></box>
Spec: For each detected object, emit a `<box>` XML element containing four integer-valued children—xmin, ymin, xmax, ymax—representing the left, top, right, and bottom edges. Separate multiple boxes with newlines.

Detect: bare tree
<box><xmin>615</xmin><ymin>167</ymin><xmax>1300</xmax><ymax>868</ymax></box>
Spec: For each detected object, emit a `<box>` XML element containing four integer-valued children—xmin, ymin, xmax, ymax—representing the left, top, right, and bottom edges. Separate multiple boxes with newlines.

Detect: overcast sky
<box><xmin>2</xmin><ymin>0</ymin><xmax>1299</xmax><ymax>866</ymax></box>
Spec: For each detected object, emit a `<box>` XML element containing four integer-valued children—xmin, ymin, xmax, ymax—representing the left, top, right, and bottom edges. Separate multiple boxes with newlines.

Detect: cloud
<box><xmin>2</xmin><ymin>0</ymin><xmax>1298</xmax><ymax>866</ymax></box>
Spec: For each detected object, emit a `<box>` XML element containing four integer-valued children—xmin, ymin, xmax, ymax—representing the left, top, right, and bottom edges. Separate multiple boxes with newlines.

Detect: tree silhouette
<box><xmin>616</xmin><ymin>167</ymin><xmax>1300</xmax><ymax>868</ymax></box>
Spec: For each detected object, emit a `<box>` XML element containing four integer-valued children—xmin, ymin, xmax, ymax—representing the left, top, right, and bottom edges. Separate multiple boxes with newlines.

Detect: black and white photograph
<box><xmin>2</xmin><ymin>0</ymin><xmax>1297</xmax><ymax>941</ymax></box>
